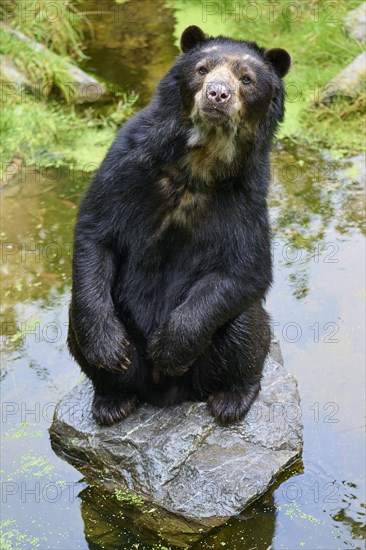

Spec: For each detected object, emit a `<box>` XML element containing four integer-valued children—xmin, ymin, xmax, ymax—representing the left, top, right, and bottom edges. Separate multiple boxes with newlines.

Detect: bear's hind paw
<box><xmin>207</xmin><ymin>386</ymin><xmax>260</xmax><ymax>425</ymax></box>
<box><xmin>92</xmin><ymin>393</ymin><xmax>138</xmax><ymax>426</ymax></box>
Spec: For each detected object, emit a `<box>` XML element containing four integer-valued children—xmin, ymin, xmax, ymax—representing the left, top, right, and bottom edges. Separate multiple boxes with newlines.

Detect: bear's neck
<box><xmin>143</xmin><ymin>104</ymin><xmax>272</xmax><ymax>189</ymax></box>
<box><xmin>182</xmin><ymin>121</ymin><xmax>264</xmax><ymax>185</ymax></box>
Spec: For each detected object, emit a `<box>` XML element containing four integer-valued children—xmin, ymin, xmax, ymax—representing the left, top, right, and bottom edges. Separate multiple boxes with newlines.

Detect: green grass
<box><xmin>302</xmin><ymin>91</ymin><xmax>366</xmax><ymax>154</ymax></box>
<box><xmin>0</xmin><ymin>27</ymin><xmax>79</xmax><ymax>102</ymax></box>
<box><xmin>0</xmin><ymin>0</ymin><xmax>138</xmax><ymax>168</ymax></box>
<box><xmin>0</xmin><ymin>94</ymin><xmax>137</xmax><ymax>169</ymax></box>
<box><xmin>1</xmin><ymin>0</ymin><xmax>364</xmax><ymax>167</ymax></box>
<box><xmin>0</xmin><ymin>0</ymin><xmax>85</xmax><ymax>60</ymax></box>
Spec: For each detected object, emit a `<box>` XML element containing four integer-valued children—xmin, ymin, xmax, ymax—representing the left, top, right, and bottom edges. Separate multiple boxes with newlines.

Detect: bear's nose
<box><xmin>206</xmin><ymin>82</ymin><xmax>232</xmax><ymax>105</ymax></box>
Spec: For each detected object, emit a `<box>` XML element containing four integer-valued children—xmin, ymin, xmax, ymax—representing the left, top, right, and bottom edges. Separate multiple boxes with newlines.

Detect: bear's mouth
<box><xmin>201</xmin><ymin>104</ymin><xmax>229</xmax><ymax>121</ymax></box>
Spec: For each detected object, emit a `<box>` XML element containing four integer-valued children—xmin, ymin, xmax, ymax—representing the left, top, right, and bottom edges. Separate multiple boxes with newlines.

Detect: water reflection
<box><xmin>270</xmin><ymin>144</ymin><xmax>365</xmax><ymax>299</ymax></box>
<box><xmin>80</xmin><ymin>0</ymin><xmax>179</xmax><ymax>106</ymax></box>
<box><xmin>1</xmin><ymin>150</ymin><xmax>364</xmax><ymax>549</ymax></box>
<box><xmin>79</xmin><ymin>478</ymin><xmax>277</xmax><ymax>549</ymax></box>
<box><xmin>79</xmin><ymin>483</ymin><xmax>198</xmax><ymax>549</ymax></box>
<box><xmin>1</xmin><ymin>165</ymin><xmax>82</xmax><ymax>356</ymax></box>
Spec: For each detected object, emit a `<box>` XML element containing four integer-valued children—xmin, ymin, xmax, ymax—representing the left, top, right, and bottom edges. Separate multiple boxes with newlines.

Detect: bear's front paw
<box><xmin>80</xmin><ymin>322</ymin><xmax>132</xmax><ymax>373</ymax></box>
<box><xmin>148</xmin><ymin>328</ymin><xmax>193</xmax><ymax>377</ymax></box>
<box><xmin>84</xmin><ymin>339</ymin><xmax>131</xmax><ymax>372</ymax></box>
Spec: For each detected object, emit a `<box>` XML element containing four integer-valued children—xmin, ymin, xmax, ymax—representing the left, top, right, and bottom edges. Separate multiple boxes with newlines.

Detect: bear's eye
<box><xmin>198</xmin><ymin>66</ymin><xmax>208</xmax><ymax>76</ymax></box>
<box><xmin>241</xmin><ymin>75</ymin><xmax>252</xmax><ymax>85</ymax></box>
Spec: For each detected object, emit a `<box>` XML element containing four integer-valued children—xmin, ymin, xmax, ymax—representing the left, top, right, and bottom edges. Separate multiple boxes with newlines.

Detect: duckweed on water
<box><xmin>0</xmin><ymin>519</ymin><xmax>44</xmax><ymax>550</ymax></box>
<box><xmin>4</xmin><ymin>423</ymin><xmax>43</xmax><ymax>440</ymax></box>
<box><xmin>115</xmin><ymin>487</ymin><xmax>146</xmax><ymax>507</ymax></box>
<box><xmin>20</xmin><ymin>451</ymin><xmax>54</xmax><ymax>478</ymax></box>
<box><xmin>279</xmin><ymin>501</ymin><xmax>325</xmax><ymax>525</ymax></box>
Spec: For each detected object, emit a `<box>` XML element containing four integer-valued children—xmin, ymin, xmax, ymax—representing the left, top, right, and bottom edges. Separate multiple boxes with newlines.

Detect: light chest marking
<box><xmin>154</xmin><ymin>176</ymin><xmax>209</xmax><ymax>238</ymax></box>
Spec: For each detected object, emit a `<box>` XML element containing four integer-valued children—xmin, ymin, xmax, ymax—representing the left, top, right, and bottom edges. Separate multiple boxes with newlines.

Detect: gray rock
<box><xmin>269</xmin><ymin>334</ymin><xmax>284</xmax><ymax>365</ymax></box>
<box><xmin>0</xmin><ymin>23</ymin><xmax>105</xmax><ymax>102</ymax></box>
<box><xmin>320</xmin><ymin>51</ymin><xmax>366</xmax><ymax>104</ymax></box>
<box><xmin>50</xmin><ymin>352</ymin><xmax>303</xmax><ymax>541</ymax></box>
<box><xmin>0</xmin><ymin>54</ymin><xmax>31</xmax><ymax>87</ymax></box>
<box><xmin>344</xmin><ymin>2</ymin><xmax>366</xmax><ymax>43</ymax></box>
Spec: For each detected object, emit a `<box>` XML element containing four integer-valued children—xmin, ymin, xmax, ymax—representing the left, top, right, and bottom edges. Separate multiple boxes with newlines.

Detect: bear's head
<box><xmin>178</xmin><ymin>26</ymin><xmax>290</xmax><ymax>139</ymax></box>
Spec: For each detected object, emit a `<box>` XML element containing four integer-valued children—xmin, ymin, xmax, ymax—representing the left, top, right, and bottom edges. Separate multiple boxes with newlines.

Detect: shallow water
<box><xmin>1</xmin><ymin>1</ymin><xmax>365</xmax><ymax>549</ymax></box>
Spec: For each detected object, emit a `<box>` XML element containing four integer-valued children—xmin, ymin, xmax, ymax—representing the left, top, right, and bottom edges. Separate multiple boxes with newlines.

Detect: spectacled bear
<box><xmin>68</xmin><ymin>26</ymin><xmax>291</xmax><ymax>426</ymax></box>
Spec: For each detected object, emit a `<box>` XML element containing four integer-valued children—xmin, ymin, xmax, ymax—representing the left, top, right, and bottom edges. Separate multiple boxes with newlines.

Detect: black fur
<box><xmin>68</xmin><ymin>27</ymin><xmax>290</xmax><ymax>425</ymax></box>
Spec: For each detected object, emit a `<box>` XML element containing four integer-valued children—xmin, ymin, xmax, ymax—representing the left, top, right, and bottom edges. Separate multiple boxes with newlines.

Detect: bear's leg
<box><xmin>190</xmin><ymin>304</ymin><xmax>271</xmax><ymax>424</ymax></box>
<box><xmin>68</xmin><ymin>322</ymin><xmax>141</xmax><ymax>426</ymax></box>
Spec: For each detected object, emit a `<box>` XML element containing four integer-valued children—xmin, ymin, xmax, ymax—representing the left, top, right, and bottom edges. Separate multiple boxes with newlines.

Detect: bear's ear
<box><xmin>264</xmin><ymin>48</ymin><xmax>291</xmax><ymax>78</ymax></box>
<box><xmin>180</xmin><ymin>25</ymin><xmax>208</xmax><ymax>53</ymax></box>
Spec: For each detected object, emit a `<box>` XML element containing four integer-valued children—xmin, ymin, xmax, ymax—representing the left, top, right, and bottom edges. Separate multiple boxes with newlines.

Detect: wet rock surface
<box><xmin>50</xmin><ymin>342</ymin><xmax>303</xmax><ymax>537</ymax></box>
